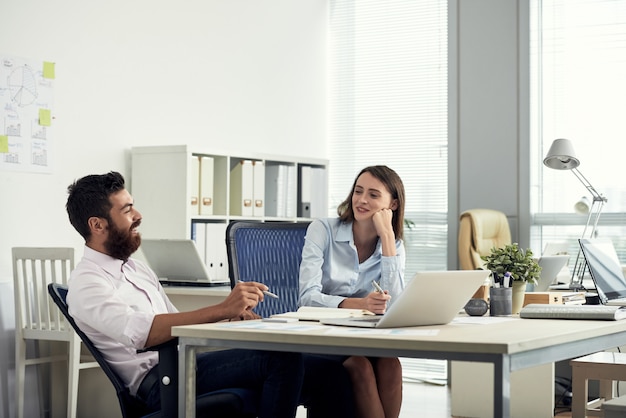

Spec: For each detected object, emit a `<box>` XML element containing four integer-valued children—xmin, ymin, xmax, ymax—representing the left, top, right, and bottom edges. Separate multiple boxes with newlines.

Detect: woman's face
<box><xmin>351</xmin><ymin>171</ymin><xmax>395</xmax><ymax>221</ymax></box>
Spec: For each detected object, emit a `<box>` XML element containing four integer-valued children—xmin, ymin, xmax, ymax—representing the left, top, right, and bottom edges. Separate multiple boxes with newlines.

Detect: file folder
<box><xmin>190</xmin><ymin>155</ymin><xmax>200</xmax><ymax>215</ymax></box>
<box><xmin>230</xmin><ymin>160</ymin><xmax>254</xmax><ymax>216</ymax></box>
<box><xmin>252</xmin><ymin>160</ymin><xmax>265</xmax><ymax>217</ymax></box>
<box><xmin>298</xmin><ymin>165</ymin><xmax>311</xmax><ymax>218</ymax></box>
<box><xmin>204</xmin><ymin>223</ymin><xmax>229</xmax><ymax>282</ymax></box>
<box><xmin>199</xmin><ymin>156</ymin><xmax>214</xmax><ymax>216</ymax></box>
<box><xmin>310</xmin><ymin>167</ymin><xmax>327</xmax><ymax>218</ymax></box>
<box><xmin>191</xmin><ymin>221</ymin><xmax>207</xmax><ymax>263</ymax></box>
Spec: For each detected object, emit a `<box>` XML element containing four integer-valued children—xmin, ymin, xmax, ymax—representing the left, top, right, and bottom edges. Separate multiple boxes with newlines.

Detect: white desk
<box><xmin>163</xmin><ymin>284</ymin><xmax>231</xmax><ymax>311</ymax></box>
<box><xmin>172</xmin><ymin>317</ymin><xmax>626</xmax><ymax>418</ymax></box>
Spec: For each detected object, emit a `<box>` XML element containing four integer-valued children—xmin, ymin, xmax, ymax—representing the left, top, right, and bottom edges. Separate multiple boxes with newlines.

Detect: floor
<box><xmin>296</xmin><ymin>378</ymin><xmax>576</xmax><ymax>418</ymax></box>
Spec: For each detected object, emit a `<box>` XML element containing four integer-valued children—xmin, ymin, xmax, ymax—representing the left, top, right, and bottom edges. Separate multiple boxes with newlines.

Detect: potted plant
<box><xmin>481</xmin><ymin>243</ymin><xmax>542</xmax><ymax>314</ymax></box>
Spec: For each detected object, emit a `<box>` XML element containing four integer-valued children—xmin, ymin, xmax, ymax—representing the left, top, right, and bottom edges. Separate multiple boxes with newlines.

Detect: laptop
<box><xmin>140</xmin><ymin>239</ymin><xmax>229</xmax><ymax>286</ymax></box>
<box><xmin>578</xmin><ymin>238</ymin><xmax>626</xmax><ymax>306</ymax></box>
<box><xmin>543</xmin><ymin>241</ymin><xmax>570</xmax><ymax>256</ymax></box>
<box><xmin>533</xmin><ymin>255</ymin><xmax>570</xmax><ymax>291</ymax></box>
<box><xmin>320</xmin><ymin>270</ymin><xmax>490</xmax><ymax>328</ymax></box>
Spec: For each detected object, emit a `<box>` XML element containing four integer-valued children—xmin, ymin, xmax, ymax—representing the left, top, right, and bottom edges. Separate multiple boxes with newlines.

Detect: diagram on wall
<box><xmin>0</xmin><ymin>54</ymin><xmax>55</xmax><ymax>173</ymax></box>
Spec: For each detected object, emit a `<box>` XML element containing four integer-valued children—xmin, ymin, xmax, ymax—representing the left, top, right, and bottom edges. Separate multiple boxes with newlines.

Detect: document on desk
<box><xmin>452</xmin><ymin>316</ymin><xmax>519</xmax><ymax>325</ymax></box>
<box><xmin>217</xmin><ymin>321</ymin><xmax>321</xmax><ymax>332</ymax></box>
<box><xmin>271</xmin><ymin>306</ymin><xmax>376</xmax><ymax>322</ymax></box>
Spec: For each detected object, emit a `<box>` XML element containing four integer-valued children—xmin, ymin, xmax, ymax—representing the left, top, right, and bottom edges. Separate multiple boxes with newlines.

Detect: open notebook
<box><xmin>319</xmin><ymin>270</ymin><xmax>490</xmax><ymax>328</ymax></box>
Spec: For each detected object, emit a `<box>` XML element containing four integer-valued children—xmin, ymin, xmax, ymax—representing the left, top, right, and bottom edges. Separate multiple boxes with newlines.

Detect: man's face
<box><xmin>103</xmin><ymin>189</ymin><xmax>142</xmax><ymax>261</ymax></box>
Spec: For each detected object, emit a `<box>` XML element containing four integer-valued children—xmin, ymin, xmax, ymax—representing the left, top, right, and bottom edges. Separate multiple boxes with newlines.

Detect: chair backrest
<box><xmin>226</xmin><ymin>221</ymin><xmax>310</xmax><ymax>317</ymax></box>
<box><xmin>458</xmin><ymin>209</ymin><xmax>512</xmax><ymax>270</ymax></box>
<box><xmin>13</xmin><ymin>247</ymin><xmax>75</xmax><ymax>336</ymax></box>
<box><xmin>47</xmin><ymin>283</ymin><xmax>151</xmax><ymax>418</ymax></box>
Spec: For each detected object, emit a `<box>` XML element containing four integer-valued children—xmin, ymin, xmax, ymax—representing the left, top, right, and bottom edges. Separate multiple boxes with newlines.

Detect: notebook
<box><xmin>320</xmin><ymin>270</ymin><xmax>490</xmax><ymax>328</ymax></box>
<box><xmin>578</xmin><ymin>238</ymin><xmax>626</xmax><ymax>306</ymax></box>
<box><xmin>533</xmin><ymin>255</ymin><xmax>570</xmax><ymax>291</ymax></box>
<box><xmin>139</xmin><ymin>239</ymin><xmax>229</xmax><ymax>286</ymax></box>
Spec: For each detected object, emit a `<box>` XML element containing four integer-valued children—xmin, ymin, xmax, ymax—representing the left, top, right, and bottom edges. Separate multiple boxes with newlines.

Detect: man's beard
<box><xmin>104</xmin><ymin>220</ymin><xmax>141</xmax><ymax>261</ymax></box>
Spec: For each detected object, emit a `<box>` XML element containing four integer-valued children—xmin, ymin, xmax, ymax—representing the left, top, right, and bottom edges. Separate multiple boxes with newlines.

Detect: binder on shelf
<box><xmin>310</xmin><ymin>167</ymin><xmax>327</xmax><ymax>218</ymax></box>
<box><xmin>230</xmin><ymin>160</ymin><xmax>254</xmax><ymax>217</ymax></box>
<box><xmin>199</xmin><ymin>156</ymin><xmax>214</xmax><ymax>216</ymax></box>
<box><xmin>298</xmin><ymin>165</ymin><xmax>312</xmax><ymax>218</ymax></box>
<box><xmin>252</xmin><ymin>160</ymin><xmax>265</xmax><ymax>217</ymax></box>
<box><xmin>286</xmin><ymin>165</ymin><xmax>297</xmax><ymax>218</ymax></box>
<box><xmin>191</xmin><ymin>221</ymin><xmax>207</xmax><ymax>263</ymax></box>
<box><xmin>190</xmin><ymin>155</ymin><xmax>200</xmax><ymax>215</ymax></box>
<box><xmin>204</xmin><ymin>223</ymin><xmax>229</xmax><ymax>282</ymax></box>
<box><xmin>266</xmin><ymin>164</ymin><xmax>286</xmax><ymax>217</ymax></box>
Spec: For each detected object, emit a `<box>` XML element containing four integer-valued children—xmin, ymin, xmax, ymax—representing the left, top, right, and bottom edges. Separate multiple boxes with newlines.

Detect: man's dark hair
<box><xmin>66</xmin><ymin>171</ymin><xmax>126</xmax><ymax>240</ymax></box>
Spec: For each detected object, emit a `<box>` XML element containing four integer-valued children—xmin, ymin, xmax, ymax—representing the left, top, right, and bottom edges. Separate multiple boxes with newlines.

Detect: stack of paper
<box><xmin>271</xmin><ymin>306</ymin><xmax>375</xmax><ymax>322</ymax></box>
<box><xmin>561</xmin><ymin>292</ymin><xmax>586</xmax><ymax>305</ymax></box>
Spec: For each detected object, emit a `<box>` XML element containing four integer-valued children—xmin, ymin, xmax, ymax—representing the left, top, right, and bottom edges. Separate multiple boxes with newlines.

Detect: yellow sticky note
<box><xmin>39</xmin><ymin>108</ymin><xmax>51</xmax><ymax>126</ymax></box>
<box><xmin>43</xmin><ymin>61</ymin><xmax>55</xmax><ymax>79</ymax></box>
<box><xmin>0</xmin><ymin>136</ymin><xmax>8</xmax><ymax>153</ymax></box>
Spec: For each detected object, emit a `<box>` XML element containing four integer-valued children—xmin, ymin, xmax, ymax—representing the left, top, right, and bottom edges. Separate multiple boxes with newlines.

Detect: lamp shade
<box><xmin>574</xmin><ymin>196</ymin><xmax>590</xmax><ymax>214</ymax></box>
<box><xmin>543</xmin><ymin>138</ymin><xmax>581</xmax><ymax>170</ymax></box>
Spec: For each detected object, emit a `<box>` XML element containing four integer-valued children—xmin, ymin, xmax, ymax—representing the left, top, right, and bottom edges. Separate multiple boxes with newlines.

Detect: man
<box><xmin>65</xmin><ymin>171</ymin><xmax>354</xmax><ymax>418</ymax></box>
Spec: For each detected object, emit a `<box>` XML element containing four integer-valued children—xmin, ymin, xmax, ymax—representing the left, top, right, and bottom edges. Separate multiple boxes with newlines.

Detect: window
<box><xmin>530</xmin><ymin>0</ymin><xmax>626</xmax><ymax>264</ymax></box>
<box><xmin>328</xmin><ymin>0</ymin><xmax>449</xmax><ymax>278</ymax></box>
<box><xmin>328</xmin><ymin>0</ymin><xmax>449</xmax><ymax>382</ymax></box>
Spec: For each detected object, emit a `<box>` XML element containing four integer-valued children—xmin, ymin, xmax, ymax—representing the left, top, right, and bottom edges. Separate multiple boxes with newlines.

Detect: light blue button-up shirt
<box><xmin>299</xmin><ymin>218</ymin><xmax>405</xmax><ymax>308</ymax></box>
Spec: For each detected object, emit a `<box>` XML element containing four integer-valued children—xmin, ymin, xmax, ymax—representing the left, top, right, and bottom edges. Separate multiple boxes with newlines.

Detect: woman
<box><xmin>299</xmin><ymin>165</ymin><xmax>406</xmax><ymax>418</ymax></box>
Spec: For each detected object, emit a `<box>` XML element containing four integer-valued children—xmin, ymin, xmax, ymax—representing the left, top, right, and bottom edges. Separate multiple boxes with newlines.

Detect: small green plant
<box><xmin>481</xmin><ymin>243</ymin><xmax>542</xmax><ymax>285</ymax></box>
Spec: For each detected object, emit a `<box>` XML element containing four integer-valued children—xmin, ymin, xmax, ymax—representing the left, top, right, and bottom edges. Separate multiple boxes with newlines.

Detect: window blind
<box><xmin>328</xmin><ymin>0</ymin><xmax>449</xmax><ymax>382</ymax></box>
<box><xmin>328</xmin><ymin>0</ymin><xmax>449</xmax><ymax>277</ymax></box>
<box><xmin>530</xmin><ymin>0</ymin><xmax>626</xmax><ymax>262</ymax></box>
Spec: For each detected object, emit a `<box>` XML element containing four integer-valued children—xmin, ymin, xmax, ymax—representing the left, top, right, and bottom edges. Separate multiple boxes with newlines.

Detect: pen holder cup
<box><xmin>489</xmin><ymin>287</ymin><xmax>512</xmax><ymax>316</ymax></box>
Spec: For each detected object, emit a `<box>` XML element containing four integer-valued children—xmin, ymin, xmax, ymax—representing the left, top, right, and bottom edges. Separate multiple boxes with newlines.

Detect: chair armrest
<box><xmin>137</xmin><ymin>339</ymin><xmax>178</xmax><ymax>416</ymax></box>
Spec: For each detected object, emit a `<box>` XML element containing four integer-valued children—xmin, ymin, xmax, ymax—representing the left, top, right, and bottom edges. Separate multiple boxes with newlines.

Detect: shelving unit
<box><xmin>130</xmin><ymin>145</ymin><xmax>328</xmax><ymax>282</ymax></box>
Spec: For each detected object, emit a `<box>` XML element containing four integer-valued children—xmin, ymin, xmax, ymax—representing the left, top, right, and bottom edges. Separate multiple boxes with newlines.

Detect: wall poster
<box><xmin>0</xmin><ymin>54</ymin><xmax>55</xmax><ymax>173</ymax></box>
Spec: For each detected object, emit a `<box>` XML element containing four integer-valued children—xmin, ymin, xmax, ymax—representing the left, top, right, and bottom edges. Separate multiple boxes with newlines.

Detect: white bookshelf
<box><xmin>131</xmin><ymin>145</ymin><xmax>327</xmax><ymax>281</ymax></box>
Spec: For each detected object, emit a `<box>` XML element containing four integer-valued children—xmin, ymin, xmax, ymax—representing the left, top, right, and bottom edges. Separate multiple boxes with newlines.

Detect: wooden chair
<box><xmin>13</xmin><ymin>247</ymin><xmax>99</xmax><ymax>418</ymax></box>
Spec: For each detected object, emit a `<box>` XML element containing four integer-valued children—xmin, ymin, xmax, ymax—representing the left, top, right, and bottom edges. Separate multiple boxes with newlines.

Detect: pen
<box><xmin>503</xmin><ymin>272</ymin><xmax>512</xmax><ymax>288</ymax></box>
<box><xmin>372</xmin><ymin>280</ymin><xmax>384</xmax><ymax>294</ymax></box>
<box><xmin>238</xmin><ymin>280</ymin><xmax>279</xmax><ymax>299</ymax></box>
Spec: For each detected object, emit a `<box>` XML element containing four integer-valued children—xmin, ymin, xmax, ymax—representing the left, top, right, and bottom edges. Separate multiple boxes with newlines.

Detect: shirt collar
<box><xmin>83</xmin><ymin>245</ymin><xmax>137</xmax><ymax>277</ymax></box>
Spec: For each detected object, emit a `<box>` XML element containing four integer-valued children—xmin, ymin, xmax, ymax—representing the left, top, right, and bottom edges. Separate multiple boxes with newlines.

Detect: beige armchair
<box><xmin>458</xmin><ymin>208</ymin><xmax>512</xmax><ymax>270</ymax></box>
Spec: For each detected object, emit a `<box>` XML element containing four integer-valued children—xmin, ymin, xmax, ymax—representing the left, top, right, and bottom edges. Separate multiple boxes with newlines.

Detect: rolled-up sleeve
<box><xmin>380</xmin><ymin>240</ymin><xmax>406</xmax><ymax>305</ymax></box>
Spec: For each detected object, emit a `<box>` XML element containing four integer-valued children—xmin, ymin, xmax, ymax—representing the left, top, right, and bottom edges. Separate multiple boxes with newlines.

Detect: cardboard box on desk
<box><xmin>523</xmin><ymin>292</ymin><xmax>563</xmax><ymax>307</ymax></box>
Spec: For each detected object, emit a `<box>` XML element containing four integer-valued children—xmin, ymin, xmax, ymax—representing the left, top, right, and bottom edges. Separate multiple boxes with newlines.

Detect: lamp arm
<box><xmin>571</xmin><ymin>167</ymin><xmax>608</xmax><ymax>203</ymax></box>
<box><xmin>567</xmin><ymin>171</ymin><xmax>607</xmax><ymax>291</ymax></box>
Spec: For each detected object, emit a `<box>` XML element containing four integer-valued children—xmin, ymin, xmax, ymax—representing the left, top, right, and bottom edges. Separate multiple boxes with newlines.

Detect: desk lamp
<box><xmin>543</xmin><ymin>138</ymin><xmax>608</xmax><ymax>291</ymax></box>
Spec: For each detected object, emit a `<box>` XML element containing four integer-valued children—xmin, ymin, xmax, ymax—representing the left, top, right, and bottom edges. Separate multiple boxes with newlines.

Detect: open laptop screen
<box><xmin>579</xmin><ymin>238</ymin><xmax>626</xmax><ymax>303</ymax></box>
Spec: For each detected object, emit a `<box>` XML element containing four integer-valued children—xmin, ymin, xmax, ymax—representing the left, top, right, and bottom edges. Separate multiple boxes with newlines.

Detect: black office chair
<box><xmin>47</xmin><ymin>283</ymin><xmax>258</xmax><ymax>418</ymax></box>
<box><xmin>226</xmin><ymin>221</ymin><xmax>310</xmax><ymax>317</ymax></box>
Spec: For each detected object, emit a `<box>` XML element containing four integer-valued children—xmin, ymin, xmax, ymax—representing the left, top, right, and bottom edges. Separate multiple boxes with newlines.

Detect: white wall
<box><xmin>0</xmin><ymin>1</ymin><xmax>327</xmax><ymax>416</ymax></box>
<box><xmin>0</xmin><ymin>0</ymin><xmax>328</xmax><ymax>284</ymax></box>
